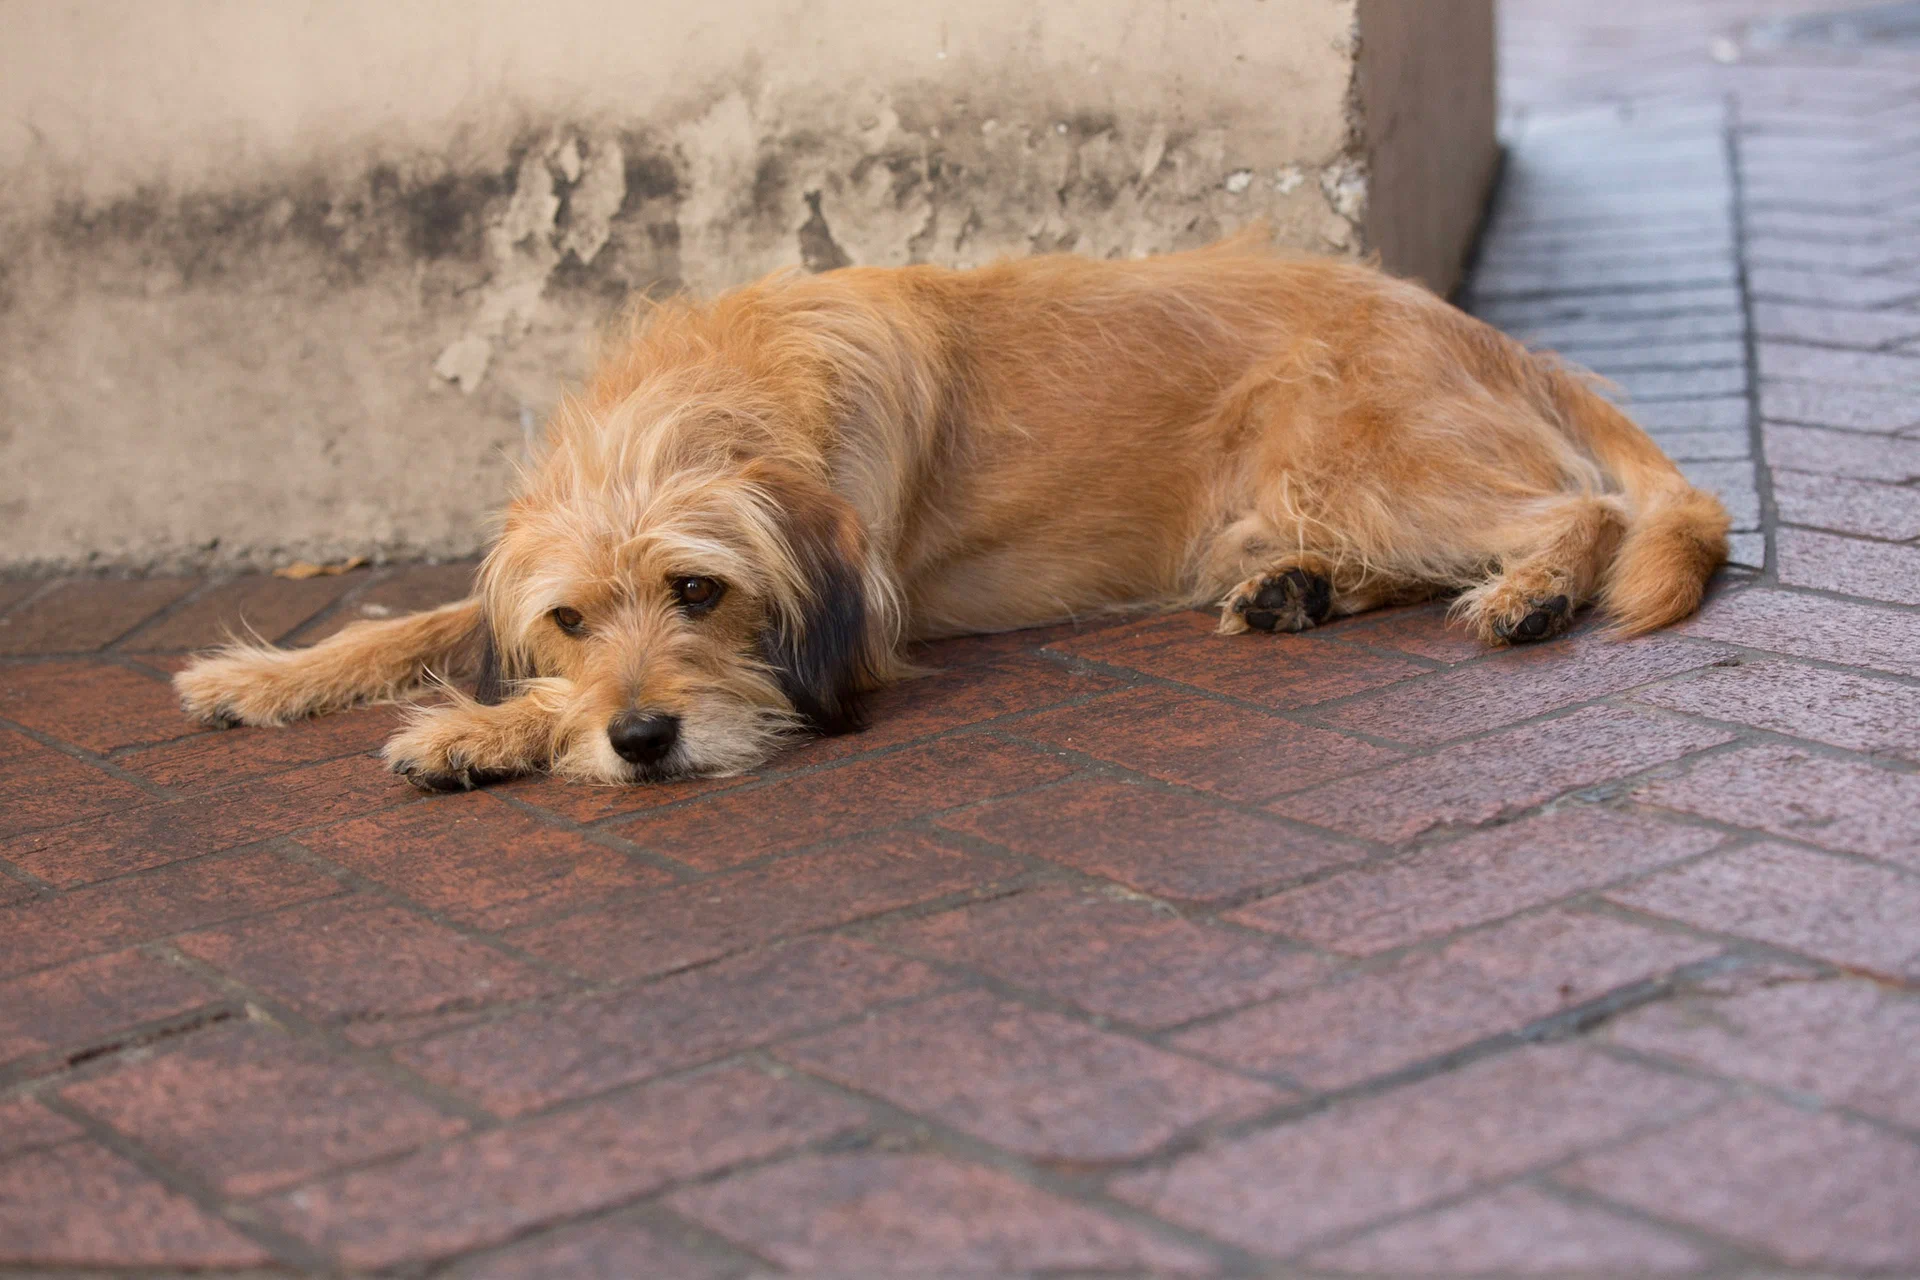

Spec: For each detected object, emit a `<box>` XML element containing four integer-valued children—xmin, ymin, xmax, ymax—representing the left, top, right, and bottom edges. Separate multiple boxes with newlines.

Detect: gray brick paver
<box><xmin>1758</xmin><ymin>340</ymin><xmax>1920</xmax><ymax>389</ymax></box>
<box><xmin>1566</xmin><ymin>338</ymin><xmax>1750</xmax><ymax>373</ymax></box>
<box><xmin>1747</xmin><ymin>264</ymin><xmax>1920</xmax><ymax>310</ymax></box>
<box><xmin>1633</xmin><ymin>395</ymin><xmax>1754</xmax><ymax>430</ymax></box>
<box><xmin>1753</xmin><ymin>300</ymin><xmax>1920</xmax><ymax>351</ymax></box>
<box><xmin>1761</xmin><ymin>380</ymin><xmax>1920</xmax><ymax>432</ymax></box>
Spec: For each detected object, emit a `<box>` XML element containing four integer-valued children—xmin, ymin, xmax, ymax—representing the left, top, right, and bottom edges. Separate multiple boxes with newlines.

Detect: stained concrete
<box><xmin>0</xmin><ymin>0</ymin><xmax>1495</xmax><ymax>573</ymax></box>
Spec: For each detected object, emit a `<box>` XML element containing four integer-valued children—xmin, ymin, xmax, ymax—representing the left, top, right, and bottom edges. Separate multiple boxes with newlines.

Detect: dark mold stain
<box><xmin>25</xmin><ymin>105</ymin><xmax>1210</xmax><ymax>313</ymax></box>
<box><xmin>44</xmin><ymin>166</ymin><xmax>511</xmax><ymax>289</ymax></box>
<box><xmin>751</xmin><ymin>154</ymin><xmax>790</xmax><ymax>221</ymax></box>
<box><xmin>1066</xmin><ymin>169</ymin><xmax>1120</xmax><ymax>210</ymax></box>
<box><xmin>1066</xmin><ymin>111</ymin><xmax>1120</xmax><ymax>138</ymax></box>
<box><xmin>34</xmin><ymin>142</ymin><xmax>616</xmax><ymax>293</ymax></box>
<box><xmin>797</xmin><ymin>190</ymin><xmax>852</xmax><ymax>273</ymax></box>
<box><xmin>849</xmin><ymin>151</ymin><xmax>927</xmax><ymax>207</ymax></box>
<box><xmin>404</xmin><ymin>172</ymin><xmax>505</xmax><ymax>260</ymax></box>
<box><xmin>621</xmin><ymin>144</ymin><xmax>683</xmax><ymax>205</ymax></box>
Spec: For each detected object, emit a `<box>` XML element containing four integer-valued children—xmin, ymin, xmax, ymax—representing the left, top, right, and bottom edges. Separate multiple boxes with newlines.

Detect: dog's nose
<box><xmin>607</xmin><ymin>711</ymin><xmax>679</xmax><ymax>765</ymax></box>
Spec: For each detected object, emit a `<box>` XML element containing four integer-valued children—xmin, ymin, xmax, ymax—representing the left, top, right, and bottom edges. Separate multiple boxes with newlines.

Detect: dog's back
<box><xmin>690</xmin><ymin>245</ymin><xmax>1725</xmax><ymax>640</ymax></box>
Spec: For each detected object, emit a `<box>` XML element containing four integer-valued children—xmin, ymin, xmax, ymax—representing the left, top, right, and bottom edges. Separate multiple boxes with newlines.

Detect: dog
<box><xmin>175</xmin><ymin>237</ymin><xmax>1730</xmax><ymax>789</ymax></box>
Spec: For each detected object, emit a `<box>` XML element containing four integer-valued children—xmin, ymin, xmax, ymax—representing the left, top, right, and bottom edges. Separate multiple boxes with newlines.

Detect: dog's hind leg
<box><xmin>175</xmin><ymin>596</ymin><xmax>485</xmax><ymax>727</ymax></box>
<box><xmin>1450</xmin><ymin>494</ymin><xmax>1629</xmax><ymax>644</ymax></box>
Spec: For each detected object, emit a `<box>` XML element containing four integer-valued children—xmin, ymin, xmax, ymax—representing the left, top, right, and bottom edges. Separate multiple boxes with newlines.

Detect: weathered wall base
<box><xmin>0</xmin><ymin>0</ymin><xmax>1495</xmax><ymax>573</ymax></box>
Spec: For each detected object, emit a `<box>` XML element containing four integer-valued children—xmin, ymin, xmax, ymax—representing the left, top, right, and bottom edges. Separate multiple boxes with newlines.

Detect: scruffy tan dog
<box><xmin>176</xmin><ymin>239</ymin><xmax>1728</xmax><ymax>789</ymax></box>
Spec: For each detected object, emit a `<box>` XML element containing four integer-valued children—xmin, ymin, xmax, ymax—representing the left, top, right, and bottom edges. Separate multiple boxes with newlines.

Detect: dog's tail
<box><xmin>1544</xmin><ymin>367</ymin><xmax>1731</xmax><ymax>634</ymax></box>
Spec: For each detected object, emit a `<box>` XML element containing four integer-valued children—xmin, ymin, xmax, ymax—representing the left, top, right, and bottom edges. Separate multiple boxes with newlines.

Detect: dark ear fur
<box><xmin>473</xmin><ymin>625</ymin><xmax>512</xmax><ymax>706</ymax></box>
<box><xmin>751</xmin><ymin>463</ymin><xmax>876</xmax><ymax>736</ymax></box>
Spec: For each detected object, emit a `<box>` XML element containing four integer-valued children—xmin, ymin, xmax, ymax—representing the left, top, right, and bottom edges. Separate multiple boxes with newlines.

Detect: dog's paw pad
<box><xmin>1495</xmin><ymin>593</ymin><xmax>1573</xmax><ymax>644</ymax></box>
<box><xmin>1236</xmin><ymin>568</ymin><xmax>1333</xmax><ymax>633</ymax></box>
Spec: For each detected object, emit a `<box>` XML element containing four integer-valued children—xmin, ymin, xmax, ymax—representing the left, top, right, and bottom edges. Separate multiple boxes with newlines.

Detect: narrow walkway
<box><xmin>1</xmin><ymin>4</ymin><xmax>1918</xmax><ymax>1275</ymax></box>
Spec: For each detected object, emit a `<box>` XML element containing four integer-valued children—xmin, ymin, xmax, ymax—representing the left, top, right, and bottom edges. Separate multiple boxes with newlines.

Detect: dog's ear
<box><xmin>747</xmin><ymin>460</ymin><xmax>876</xmax><ymax>736</ymax></box>
<box><xmin>462</xmin><ymin>593</ymin><xmax>523</xmax><ymax>707</ymax></box>
<box><xmin>473</xmin><ymin>624</ymin><xmax>512</xmax><ymax>706</ymax></box>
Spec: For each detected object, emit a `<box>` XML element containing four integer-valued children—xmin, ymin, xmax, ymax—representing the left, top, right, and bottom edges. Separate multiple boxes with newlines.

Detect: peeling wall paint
<box><xmin>408</xmin><ymin>86</ymin><xmax>1373</xmax><ymax>400</ymax></box>
<box><xmin>433</xmin><ymin>134</ymin><xmax>632</xmax><ymax>394</ymax></box>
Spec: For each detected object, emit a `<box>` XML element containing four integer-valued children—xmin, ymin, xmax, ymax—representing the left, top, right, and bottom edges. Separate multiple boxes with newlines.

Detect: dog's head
<box><xmin>474</xmin><ymin>389</ymin><xmax>889</xmax><ymax>783</ymax></box>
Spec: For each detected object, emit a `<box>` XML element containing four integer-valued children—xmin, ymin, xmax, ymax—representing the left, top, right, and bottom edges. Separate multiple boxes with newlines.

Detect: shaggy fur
<box><xmin>175</xmin><ymin>239</ymin><xmax>1729</xmax><ymax>789</ymax></box>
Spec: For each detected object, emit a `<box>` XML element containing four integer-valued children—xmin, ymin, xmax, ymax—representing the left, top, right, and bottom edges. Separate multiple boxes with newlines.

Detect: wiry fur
<box><xmin>174</xmin><ymin>239</ymin><xmax>1729</xmax><ymax>788</ymax></box>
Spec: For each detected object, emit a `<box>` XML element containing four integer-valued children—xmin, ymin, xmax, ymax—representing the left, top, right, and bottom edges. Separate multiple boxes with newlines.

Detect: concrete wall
<box><xmin>1358</xmin><ymin>0</ymin><xmax>1501</xmax><ymax>297</ymax></box>
<box><xmin>0</xmin><ymin>0</ymin><xmax>1496</xmax><ymax>574</ymax></box>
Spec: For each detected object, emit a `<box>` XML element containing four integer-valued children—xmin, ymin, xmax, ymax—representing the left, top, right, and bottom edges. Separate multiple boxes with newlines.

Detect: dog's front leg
<box><xmin>382</xmin><ymin>686</ymin><xmax>562</xmax><ymax>792</ymax></box>
<box><xmin>176</xmin><ymin>598</ymin><xmax>484</xmax><ymax>727</ymax></box>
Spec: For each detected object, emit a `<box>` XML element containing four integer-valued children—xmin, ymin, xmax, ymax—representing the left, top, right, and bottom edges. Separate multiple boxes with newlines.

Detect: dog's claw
<box><xmin>399</xmin><ymin>766</ymin><xmax>469</xmax><ymax>794</ymax></box>
<box><xmin>391</xmin><ymin>751</ymin><xmax>512</xmax><ymax>794</ymax></box>
<box><xmin>1237</xmin><ymin>568</ymin><xmax>1333</xmax><ymax>633</ymax></box>
<box><xmin>1495</xmin><ymin>593</ymin><xmax>1573</xmax><ymax>645</ymax></box>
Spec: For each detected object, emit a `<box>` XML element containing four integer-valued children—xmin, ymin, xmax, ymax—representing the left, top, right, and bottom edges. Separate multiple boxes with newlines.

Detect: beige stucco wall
<box><xmin>0</xmin><ymin>0</ymin><xmax>1494</xmax><ymax>573</ymax></box>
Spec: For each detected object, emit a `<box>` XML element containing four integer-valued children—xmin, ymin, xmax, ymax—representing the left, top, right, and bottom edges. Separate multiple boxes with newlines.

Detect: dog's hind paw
<box><xmin>1493</xmin><ymin>593</ymin><xmax>1574</xmax><ymax>645</ymax></box>
<box><xmin>1454</xmin><ymin>570</ymin><xmax>1579</xmax><ymax>647</ymax></box>
<box><xmin>1220</xmin><ymin>567</ymin><xmax>1334</xmax><ymax>635</ymax></box>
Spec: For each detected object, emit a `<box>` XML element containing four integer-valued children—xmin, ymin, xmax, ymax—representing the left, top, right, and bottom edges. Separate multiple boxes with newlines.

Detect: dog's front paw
<box><xmin>1220</xmin><ymin>567</ymin><xmax>1334</xmax><ymax>635</ymax></box>
<box><xmin>382</xmin><ymin>708</ymin><xmax>524</xmax><ymax>793</ymax></box>
<box><xmin>389</xmin><ymin>751</ymin><xmax>515</xmax><ymax>794</ymax></box>
<box><xmin>174</xmin><ymin>648</ymin><xmax>311</xmax><ymax>728</ymax></box>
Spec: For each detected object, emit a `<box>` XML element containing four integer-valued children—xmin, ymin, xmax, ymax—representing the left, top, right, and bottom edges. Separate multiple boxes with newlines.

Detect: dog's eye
<box><xmin>550</xmin><ymin>606</ymin><xmax>587</xmax><ymax>636</ymax></box>
<box><xmin>671</xmin><ymin>576</ymin><xmax>725</xmax><ymax>614</ymax></box>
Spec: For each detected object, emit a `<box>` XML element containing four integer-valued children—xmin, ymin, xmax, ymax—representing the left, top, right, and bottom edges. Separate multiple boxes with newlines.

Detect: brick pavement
<box><xmin>3</xmin><ymin>4</ymin><xmax>1919</xmax><ymax>1275</ymax></box>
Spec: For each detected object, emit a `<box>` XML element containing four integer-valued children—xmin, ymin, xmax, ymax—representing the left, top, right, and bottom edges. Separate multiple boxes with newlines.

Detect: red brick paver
<box><xmin>871</xmin><ymin>882</ymin><xmax>1333</xmax><ymax>1028</ymax></box>
<box><xmin>1606</xmin><ymin>974</ymin><xmax>1920</xmax><ymax>1132</ymax></box>
<box><xmin>0</xmin><ymin>1099</ymin><xmax>82</xmax><ymax>1162</ymax></box>
<box><xmin>0</xmin><ymin>949</ymin><xmax>218</xmax><ymax>1068</ymax></box>
<box><xmin>2</xmin><ymin>5</ymin><xmax>1918</xmax><ymax>1274</ymax></box>
<box><xmin>780</xmin><ymin>988</ymin><xmax>1285</xmax><ymax>1160</ymax></box>
<box><xmin>1111</xmin><ymin>1045</ymin><xmax>1723</xmax><ymax>1258</ymax></box>
<box><xmin>59</xmin><ymin>1021</ymin><xmax>467</xmax><ymax>1197</ymax></box>
<box><xmin>394</xmin><ymin>939</ymin><xmax>945</xmax><ymax>1117</ymax></box>
<box><xmin>258</xmin><ymin>1065</ymin><xmax>863</xmax><ymax>1269</ymax></box>
<box><xmin>0</xmin><ymin>1142</ymin><xmax>271</xmax><ymax>1268</ymax></box>
<box><xmin>1555</xmin><ymin>1098</ymin><xmax>1920</xmax><ymax>1269</ymax></box>
<box><xmin>1227</xmin><ymin>805</ymin><xmax>1726</xmax><ymax>955</ymax></box>
<box><xmin>1173</xmin><ymin>910</ymin><xmax>1721</xmax><ymax>1089</ymax></box>
<box><xmin>0</xmin><ymin>848</ymin><xmax>343</xmax><ymax>979</ymax></box>
<box><xmin>670</xmin><ymin>1153</ymin><xmax>1212</xmax><ymax>1274</ymax></box>
<box><xmin>1304</xmin><ymin>1183</ymin><xmax>1712</xmax><ymax>1275</ymax></box>
<box><xmin>447</xmin><ymin>1215</ymin><xmax>738</xmax><ymax>1280</ymax></box>
<box><xmin>0</xmin><ymin>578</ymin><xmax>197</xmax><ymax>656</ymax></box>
